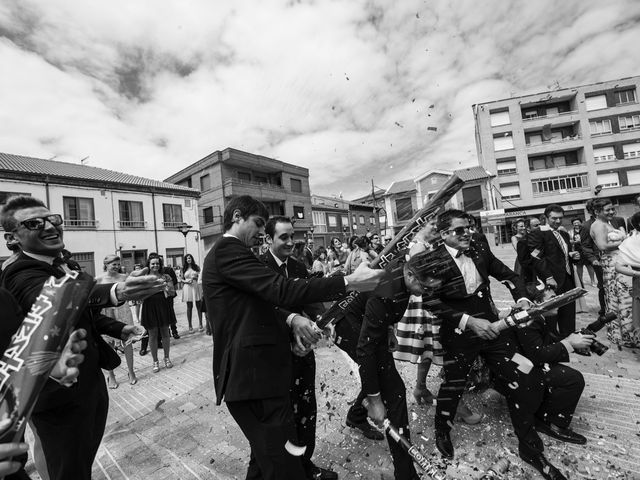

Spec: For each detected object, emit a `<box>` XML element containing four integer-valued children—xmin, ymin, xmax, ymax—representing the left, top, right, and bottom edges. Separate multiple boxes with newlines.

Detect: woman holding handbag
<box><xmin>140</xmin><ymin>254</ymin><xmax>175</xmax><ymax>372</ymax></box>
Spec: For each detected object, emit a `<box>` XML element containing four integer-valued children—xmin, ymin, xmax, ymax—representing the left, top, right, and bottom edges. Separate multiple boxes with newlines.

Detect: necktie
<box><xmin>552</xmin><ymin>230</ymin><xmax>571</xmax><ymax>273</ymax></box>
<box><xmin>456</xmin><ymin>249</ymin><xmax>470</xmax><ymax>258</ymax></box>
<box><xmin>53</xmin><ymin>257</ymin><xmax>73</xmax><ymax>275</ymax></box>
<box><xmin>280</xmin><ymin>262</ymin><xmax>288</xmax><ymax>278</ymax></box>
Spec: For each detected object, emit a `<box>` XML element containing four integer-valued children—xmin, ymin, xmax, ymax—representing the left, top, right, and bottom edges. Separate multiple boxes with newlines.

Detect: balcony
<box><xmin>525</xmin><ymin>135</ymin><xmax>582</xmax><ymax>156</ymax></box>
<box><xmin>118</xmin><ymin>220</ymin><xmax>147</xmax><ymax>229</ymax></box>
<box><xmin>162</xmin><ymin>221</ymin><xmax>184</xmax><ymax>229</ymax></box>
<box><xmin>63</xmin><ymin>219</ymin><xmax>98</xmax><ymax>229</ymax></box>
<box><xmin>520</xmin><ymin>110</ymin><xmax>580</xmax><ymax>129</ymax></box>
<box><xmin>223</xmin><ymin>177</ymin><xmax>287</xmax><ymax>200</ymax></box>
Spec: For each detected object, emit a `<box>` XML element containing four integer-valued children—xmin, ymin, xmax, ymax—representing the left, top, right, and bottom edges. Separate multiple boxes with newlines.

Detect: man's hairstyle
<box><xmin>436</xmin><ymin>209</ymin><xmax>467</xmax><ymax>232</ymax></box>
<box><xmin>353</xmin><ymin>235</ymin><xmax>370</xmax><ymax>249</ymax></box>
<box><xmin>223</xmin><ymin>195</ymin><xmax>270</xmax><ymax>232</ymax></box>
<box><xmin>591</xmin><ymin>197</ymin><xmax>613</xmax><ymax>214</ymax></box>
<box><xmin>571</xmin><ymin>217</ymin><xmax>581</xmax><ymax>224</ymax></box>
<box><xmin>0</xmin><ymin>195</ymin><xmax>47</xmax><ymax>231</ymax></box>
<box><xmin>528</xmin><ymin>216</ymin><xmax>540</xmax><ymax>224</ymax></box>
<box><xmin>544</xmin><ymin>204</ymin><xmax>564</xmax><ymax>218</ymax></box>
<box><xmin>264</xmin><ymin>216</ymin><xmax>292</xmax><ymax>238</ymax></box>
<box><xmin>629</xmin><ymin>212</ymin><xmax>640</xmax><ymax>231</ymax></box>
<box><xmin>585</xmin><ymin>198</ymin><xmax>595</xmax><ymax>215</ymax></box>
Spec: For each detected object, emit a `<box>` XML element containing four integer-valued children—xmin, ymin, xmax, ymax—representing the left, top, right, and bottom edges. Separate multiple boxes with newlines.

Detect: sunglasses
<box><xmin>447</xmin><ymin>226</ymin><xmax>470</xmax><ymax>236</ymax></box>
<box><xmin>17</xmin><ymin>214</ymin><xmax>63</xmax><ymax>231</ymax></box>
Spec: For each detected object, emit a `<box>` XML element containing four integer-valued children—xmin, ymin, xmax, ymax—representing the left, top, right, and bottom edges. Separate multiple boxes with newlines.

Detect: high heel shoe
<box><xmin>456</xmin><ymin>402</ymin><xmax>482</xmax><ymax>424</ymax></box>
<box><xmin>412</xmin><ymin>387</ymin><xmax>434</xmax><ymax>405</ymax></box>
<box><xmin>152</xmin><ymin>361</ymin><xmax>160</xmax><ymax>373</ymax></box>
<box><xmin>164</xmin><ymin>358</ymin><xmax>173</xmax><ymax>369</ymax></box>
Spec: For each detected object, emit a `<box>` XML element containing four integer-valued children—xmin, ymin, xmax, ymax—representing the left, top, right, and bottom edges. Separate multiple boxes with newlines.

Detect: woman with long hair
<box><xmin>181</xmin><ymin>253</ymin><xmax>203</xmax><ymax>332</ymax></box>
<box><xmin>591</xmin><ymin>198</ymin><xmax>638</xmax><ymax>347</ymax></box>
<box><xmin>140</xmin><ymin>255</ymin><xmax>174</xmax><ymax>372</ymax></box>
<box><xmin>510</xmin><ymin>218</ymin><xmax>526</xmax><ymax>276</ymax></box>
<box><xmin>97</xmin><ymin>255</ymin><xmax>138</xmax><ymax>386</ymax></box>
<box><xmin>327</xmin><ymin>236</ymin><xmax>347</xmax><ymax>274</ymax></box>
<box><xmin>344</xmin><ymin>236</ymin><xmax>370</xmax><ymax>274</ymax></box>
<box><xmin>311</xmin><ymin>246</ymin><xmax>331</xmax><ymax>276</ymax></box>
<box><xmin>615</xmin><ymin>212</ymin><xmax>640</xmax><ymax>337</ymax></box>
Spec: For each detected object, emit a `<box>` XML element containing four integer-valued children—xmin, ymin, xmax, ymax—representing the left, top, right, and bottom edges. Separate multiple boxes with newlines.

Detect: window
<box><xmin>203</xmin><ymin>207</ymin><xmax>214</xmax><ymax>224</ymax></box>
<box><xmin>623</xmin><ymin>143</ymin><xmax>640</xmax><ymax>158</ymax></box>
<box><xmin>597</xmin><ymin>172</ymin><xmax>620</xmax><ymax>188</ymax></box>
<box><xmin>369</xmin><ymin>216</ymin><xmax>375</xmax><ymax>225</ymax></box>
<box><xmin>497</xmin><ymin>159</ymin><xmax>517</xmax><ymax>175</ymax></box>
<box><xmin>531</xmin><ymin>173</ymin><xmax>589</xmax><ymax>196</ymax></box>
<box><xmin>500</xmin><ymin>185</ymin><xmax>521</xmax><ymax>200</ymax></box>
<box><xmin>352</xmin><ymin>214</ymin><xmax>357</xmax><ymax>225</ymax></box>
<box><xmin>200</xmin><ymin>174</ymin><xmax>211</xmax><ymax>191</ymax></box>
<box><xmin>527</xmin><ymin>134</ymin><xmax>543</xmax><ymax>145</ymax></box>
<box><xmin>165</xmin><ymin>248</ymin><xmax>184</xmax><ymax>268</ymax></box>
<box><xmin>118</xmin><ymin>200</ymin><xmax>145</xmax><ymax>228</ymax></box>
<box><xmin>184</xmin><ymin>198</ymin><xmax>192</xmax><ymax>208</ymax></box>
<box><xmin>493</xmin><ymin>133</ymin><xmax>514</xmax><ymax>151</ymax></box>
<box><xmin>490</xmin><ymin>110</ymin><xmax>510</xmax><ymax>127</ymax></box>
<box><xmin>327</xmin><ymin>214</ymin><xmax>338</xmax><ymax>227</ymax></box>
<box><xmin>290</xmin><ymin>178</ymin><xmax>302</xmax><ymax>193</ymax></box>
<box><xmin>63</xmin><ymin>197</ymin><xmax>96</xmax><ymax>228</ymax></box>
<box><xmin>71</xmin><ymin>252</ymin><xmax>95</xmax><ymax>276</ymax></box>
<box><xmin>293</xmin><ymin>206</ymin><xmax>305</xmax><ymax>219</ymax></box>
<box><xmin>589</xmin><ymin>119</ymin><xmax>612</xmax><ymax>136</ymax></box>
<box><xmin>627</xmin><ymin>169</ymin><xmax>640</xmax><ymax>185</ymax></box>
<box><xmin>359</xmin><ymin>215</ymin><xmax>365</xmax><ymax>225</ymax></box>
<box><xmin>180</xmin><ymin>178</ymin><xmax>192</xmax><ymax>188</ymax></box>
<box><xmin>341</xmin><ymin>215</ymin><xmax>349</xmax><ymax>228</ymax></box>
<box><xmin>523</xmin><ymin>110</ymin><xmax>538</xmax><ymax>120</ymax></box>
<box><xmin>162</xmin><ymin>203</ymin><xmax>183</xmax><ymax>228</ymax></box>
<box><xmin>615</xmin><ymin>89</ymin><xmax>636</xmax><ymax>105</ymax></box>
<box><xmin>619</xmin><ymin>114</ymin><xmax>640</xmax><ymax>131</ymax></box>
<box><xmin>395</xmin><ymin>198</ymin><xmax>413</xmax><ymax>221</ymax></box>
<box><xmin>313</xmin><ymin>211</ymin><xmax>327</xmax><ymax>232</ymax></box>
<box><xmin>254</xmin><ymin>174</ymin><xmax>267</xmax><ymax>184</ymax></box>
<box><xmin>238</xmin><ymin>171</ymin><xmax>251</xmax><ymax>182</ymax></box>
<box><xmin>585</xmin><ymin>95</ymin><xmax>607</xmax><ymax>111</ymax></box>
<box><xmin>593</xmin><ymin>146</ymin><xmax>616</xmax><ymax>162</ymax></box>
<box><xmin>545</xmin><ymin>106</ymin><xmax>559</xmax><ymax>116</ymax></box>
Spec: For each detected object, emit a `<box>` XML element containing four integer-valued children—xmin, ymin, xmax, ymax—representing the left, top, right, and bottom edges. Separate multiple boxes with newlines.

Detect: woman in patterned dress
<box><xmin>615</xmin><ymin>212</ymin><xmax>640</xmax><ymax>338</ymax></box>
<box><xmin>591</xmin><ymin>198</ymin><xmax>639</xmax><ymax>347</ymax></box>
<box><xmin>181</xmin><ymin>253</ymin><xmax>203</xmax><ymax>333</ymax></box>
<box><xmin>98</xmin><ymin>254</ymin><xmax>138</xmax><ymax>386</ymax></box>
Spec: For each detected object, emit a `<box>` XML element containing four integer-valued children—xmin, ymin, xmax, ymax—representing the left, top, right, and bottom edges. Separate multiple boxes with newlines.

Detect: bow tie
<box><xmin>456</xmin><ymin>249</ymin><xmax>471</xmax><ymax>258</ymax></box>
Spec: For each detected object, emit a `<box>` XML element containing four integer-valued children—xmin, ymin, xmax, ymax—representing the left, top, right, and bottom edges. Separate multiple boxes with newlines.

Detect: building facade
<box><xmin>310</xmin><ymin>195</ymin><xmax>378</xmax><ymax>248</ymax></box>
<box><xmin>0</xmin><ymin>153</ymin><xmax>200</xmax><ymax>275</ymax></box>
<box><xmin>164</xmin><ymin>148</ymin><xmax>313</xmax><ymax>252</ymax></box>
<box><xmin>473</xmin><ymin>75</ymin><xmax>640</xmax><ymax>240</ymax></box>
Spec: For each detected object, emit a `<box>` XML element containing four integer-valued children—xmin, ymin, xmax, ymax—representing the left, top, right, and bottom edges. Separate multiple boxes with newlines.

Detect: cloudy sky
<box><xmin>1</xmin><ymin>0</ymin><xmax>639</xmax><ymax>198</ymax></box>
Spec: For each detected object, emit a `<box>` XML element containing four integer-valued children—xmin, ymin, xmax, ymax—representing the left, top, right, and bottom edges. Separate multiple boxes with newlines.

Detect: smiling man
<box><xmin>202</xmin><ymin>196</ymin><xmax>385</xmax><ymax>480</ymax></box>
<box><xmin>0</xmin><ymin>195</ymin><xmax>163</xmax><ymax>480</ymax></box>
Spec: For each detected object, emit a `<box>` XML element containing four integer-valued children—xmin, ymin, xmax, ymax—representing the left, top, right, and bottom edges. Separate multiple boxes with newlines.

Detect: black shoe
<box><xmin>536</xmin><ymin>421</ymin><xmax>587</xmax><ymax>445</ymax></box>
<box><xmin>345</xmin><ymin>419</ymin><xmax>384</xmax><ymax>441</ymax></box>
<box><xmin>173</xmin><ymin>333</ymin><xmax>180</xmax><ymax>340</ymax></box>
<box><xmin>139</xmin><ymin>349</ymin><xmax>148</xmax><ymax>356</ymax></box>
<box><xmin>307</xmin><ymin>465</ymin><xmax>338</xmax><ymax>480</ymax></box>
<box><xmin>435</xmin><ymin>429</ymin><xmax>454</xmax><ymax>459</ymax></box>
<box><xmin>520</xmin><ymin>453</ymin><xmax>567</xmax><ymax>480</ymax></box>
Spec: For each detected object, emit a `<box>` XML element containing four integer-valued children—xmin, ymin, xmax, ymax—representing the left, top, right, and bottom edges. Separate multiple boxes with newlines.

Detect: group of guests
<box><xmin>510</xmin><ymin>196</ymin><xmax>640</xmax><ymax>348</ymax></box>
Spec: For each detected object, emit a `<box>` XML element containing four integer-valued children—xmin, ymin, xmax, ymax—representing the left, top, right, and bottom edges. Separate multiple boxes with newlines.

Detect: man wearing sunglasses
<box><xmin>423</xmin><ymin>209</ymin><xmax>567</xmax><ymax>480</ymax></box>
<box><xmin>0</xmin><ymin>195</ymin><xmax>166</xmax><ymax>480</ymax></box>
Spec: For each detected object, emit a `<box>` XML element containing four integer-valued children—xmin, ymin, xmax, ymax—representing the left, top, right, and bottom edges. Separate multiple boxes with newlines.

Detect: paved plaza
<box><xmin>26</xmin><ymin>245</ymin><xmax>640</xmax><ymax>480</ymax></box>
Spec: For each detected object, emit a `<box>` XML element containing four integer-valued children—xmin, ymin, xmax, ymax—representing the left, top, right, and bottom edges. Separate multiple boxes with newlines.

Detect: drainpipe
<box><xmin>151</xmin><ymin>190</ymin><xmax>159</xmax><ymax>253</ymax></box>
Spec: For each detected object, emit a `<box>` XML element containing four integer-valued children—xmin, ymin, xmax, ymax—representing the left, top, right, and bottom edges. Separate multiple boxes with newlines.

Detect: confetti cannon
<box><xmin>574</xmin><ymin>311</ymin><xmax>617</xmax><ymax>356</ymax></box>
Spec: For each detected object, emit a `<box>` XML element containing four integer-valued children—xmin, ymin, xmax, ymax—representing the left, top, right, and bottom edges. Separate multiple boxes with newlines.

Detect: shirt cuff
<box><xmin>516</xmin><ymin>297</ymin><xmax>532</xmax><ymax>306</ymax></box>
<box><xmin>343</xmin><ymin>277</ymin><xmax>349</xmax><ymax>287</ymax></box>
<box><xmin>110</xmin><ymin>284</ymin><xmax>119</xmax><ymax>305</ymax></box>
<box><xmin>458</xmin><ymin>314</ymin><xmax>470</xmax><ymax>331</ymax></box>
<box><xmin>367</xmin><ymin>392</ymin><xmax>381</xmax><ymax>397</ymax></box>
<box><xmin>560</xmin><ymin>339</ymin><xmax>574</xmax><ymax>355</ymax></box>
<box><xmin>286</xmin><ymin>313</ymin><xmax>297</xmax><ymax>328</ymax></box>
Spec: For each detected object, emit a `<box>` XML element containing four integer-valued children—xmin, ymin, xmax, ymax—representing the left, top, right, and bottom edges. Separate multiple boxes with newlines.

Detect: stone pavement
<box><xmin>25</xmin><ymin>245</ymin><xmax>640</xmax><ymax>479</ymax></box>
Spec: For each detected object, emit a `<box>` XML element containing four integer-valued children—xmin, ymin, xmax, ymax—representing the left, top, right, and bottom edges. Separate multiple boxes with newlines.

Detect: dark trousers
<box><xmin>593</xmin><ymin>264</ymin><xmax>606</xmax><ymax>315</ymax></box>
<box><xmin>30</xmin><ymin>375</ymin><xmax>109</xmax><ymax>480</ymax></box>
<box><xmin>334</xmin><ymin>312</ymin><xmax>418</xmax><ymax>480</ymax></box>
<box><xmin>227</xmin><ymin>396</ymin><xmax>306</xmax><ymax>480</ymax></box>
<box><xmin>537</xmin><ymin>364</ymin><xmax>585</xmax><ymax>428</ymax></box>
<box><xmin>436</xmin><ymin>331</ymin><xmax>544</xmax><ymax>458</ymax></box>
<box><xmin>290</xmin><ymin>351</ymin><xmax>317</xmax><ymax>474</ymax></box>
<box><xmin>169</xmin><ymin>297</ymin><xmax>179</xmax><ymax>336</ymax></box>
<box><xmin>555</xmin><ymin>275</ymin><xmax>577</xmax><ymax>338</ymax></box>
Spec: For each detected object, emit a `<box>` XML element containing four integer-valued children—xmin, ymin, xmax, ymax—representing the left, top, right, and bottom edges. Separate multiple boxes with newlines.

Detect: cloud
<box><xmin>1</xmin><ymin>0</ymin><xmax>639</xmax><ymax>198</ymax></box>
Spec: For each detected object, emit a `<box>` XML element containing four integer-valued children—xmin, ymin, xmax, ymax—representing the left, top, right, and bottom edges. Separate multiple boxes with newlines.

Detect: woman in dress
<box><xmin>591</xmin><ymin>198</ymin><xmax>638</xmax><ymax>347</ymax></box>
<box><xmin>311</xmin><ymin>247</ymin><xmax>331</xmax><ymax>276</ymax></box>
<box><xmin>615</xmin><ymin>212</ymin><xmax>640</xmax><ymax>335</ymax></box>
<box><xmin>344</xmin><ymin>236</ymin><xmax>371</xmax><ymax>274</ymax></box>
<box><xmin>510</xmin><ymin>218</ymin><xmax>526</xmax><ymax>276</ymax></box>
<box><xmin>327</xmin><ymin>236</ymin><xmax>347</xmax><ymax>274</ymax></box>
<box><xmin>98</xmin><ymin>255</ymin><xmax>138</xmax><ymax>386</ymax></box>
<box><xmin>181</xmin><ymin>253</ymin><xmax>203</xmax><ymax>333</ymax></box>
<box><xmin>141</xmin><ymin>255</ymin><xmax>174</xmax><ymax>372</ymax></box>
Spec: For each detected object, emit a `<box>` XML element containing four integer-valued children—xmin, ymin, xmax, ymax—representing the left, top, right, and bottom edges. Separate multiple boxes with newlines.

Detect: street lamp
<box><xmin>177</xmin><ymin>222</ymin><xmax>193</xmax><ymax>252</ymax></box>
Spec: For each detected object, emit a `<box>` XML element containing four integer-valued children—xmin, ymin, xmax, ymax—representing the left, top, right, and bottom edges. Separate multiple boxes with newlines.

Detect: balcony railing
<box><xmin>529</xmin><ymin>162</ymin><xmax>585</xmax><ymax>172</ymax></box>
<box><xmin>63</xmin><ymin>219</ymin><xmax>98</xmax><ymax>228</ymax></box>
<box><xmin>224</xmin><ymin>177</ymin><xmax>285</xmax><ymax>190</ymax></box>
<box><xmin>118</xmin><ymin>220</ymin><xmax>147</xmax><ymax>229</ymax></box>
<box><xmin>162</xmin><ymin>221</ymin><xmax>184</xmax><ymax>228</ymax></box>
<box><xmin>522</xmin><ymin>110</ymin><xmax>578</xmax><ymax>122</ymax></box>
<box><xmin>526</xmin><ymin>134</ymin><xmax>581</xmax><ymax>147</ymax></box>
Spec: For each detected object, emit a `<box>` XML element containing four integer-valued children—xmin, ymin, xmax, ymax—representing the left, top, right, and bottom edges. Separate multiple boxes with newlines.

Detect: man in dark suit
<box><xmin>0</xmin><ymin>195</ymin><xmax>164</xmax><ymax>480</ymax></box>
<box><xmin>424</xmin><ymin>209</ymin><xmax>566</xmax><ymax>480</ymax></box>
<box><xmin>304</xmin><ymin>238</ymin><xmax>314</xmax><ymax>270</ymax></box>
<box><xmin>579</xmin><ymin>200</ymin><xmax>606</xmax><ymax>315</ymax></box>
<box><xmin>528</xmin><ymin>204</ymin><xmax>579</xmax><ymax>338</ymax></box>
<box><xmin>202</xmin><ymin>195</ymin><xmax>384</xmax><ymax>480</ymax></box>
<box><xmin>514</xmin><ymin>308</ymin><xmax>593</xmax><ymax>446</ymax></box>
<box><xmin>261</xmin><ymin>216</ymin><xmax>336</xmax><ymax>480</ymax></box>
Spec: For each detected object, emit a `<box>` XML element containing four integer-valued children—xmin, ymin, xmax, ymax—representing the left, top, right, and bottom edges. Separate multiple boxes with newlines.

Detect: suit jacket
<box><xmin>0</xmin><ymin>286</ymin><xmax>23</xmax><ymax>355</ymax></box>
<box><xmin>203</xmin><ymin>236</ymin><xmax>346</xmax><ymax>405</ymax></box>
<box><xmin>423</xmin><ymin>242</ymin><xmax>526</xmax><ymax>344</ymax></box>
<box><xmin>515</xmin><ymin>317</ymin><xmax>569</xmax><ymax>366</ymax></box>
<box><xmin>527</xmin><ymin>228</ymin><xmax>574</xmax><ymax>285</ymax></box>
<box><xmin>516</xmin><ymin>234</ymin><xmax>537</xmax><ymax>285</ymax></box>
<box><xmin>0</xmin><ymin>252</ymin><xmax>126</xmax><ymax>412</ymax></box>
<box><xmin>260</xmin><ymin>251</ymin><xmax>325</xmax><ymax>320</ymax></box>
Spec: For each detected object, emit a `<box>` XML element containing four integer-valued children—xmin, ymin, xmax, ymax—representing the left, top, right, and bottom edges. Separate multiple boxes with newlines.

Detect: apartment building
<box><xmin>473</xmin><ymin>75</ymin><xmax>640</xmax><ymax>240</ymax></box>
<box><xmin>0</xmin><ymin>153</ymin><xmax>200</xmax><ymax>274</ymax></box>
<box><xmin>165</xmin><ymin>148</ymin><xmax>313</xmax><ymax>251</ymax></box>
